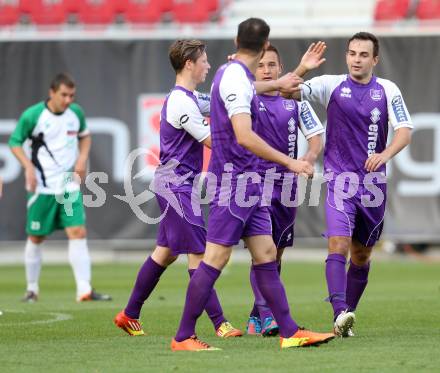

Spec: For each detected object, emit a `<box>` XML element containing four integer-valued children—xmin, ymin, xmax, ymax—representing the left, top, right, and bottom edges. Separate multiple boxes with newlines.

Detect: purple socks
<box><xmin>325</xmin><ymin>253</ymin><xmax>348</xmax><ymax>320</ymax></box>
<box><xmin>252</xmin><ymin>261</ymin><xmax>298</xmax><ymax>338</ymax></box>
<box><xmin>249</xmin><ymin>265</ymin><xmax>274</xmax><ymax>321</ymax></box>
<box><xmin>175</xmin><ymin>261</ymin><xmax>221</xmax><ymax>341</ymax></box>
<box><xmin>188</xmin><ymin>269</ymin><xmax>226</xmax><ymax>330</ymax></box>
<box><xmin>125</xmin><ymin>256</ymin><xmax>166</xmax><ymax>319</ymax></box>
<box><xmin>346</xmin><ymin>260</ymin><xmax>370</xmax><ymax>312</ymax></box>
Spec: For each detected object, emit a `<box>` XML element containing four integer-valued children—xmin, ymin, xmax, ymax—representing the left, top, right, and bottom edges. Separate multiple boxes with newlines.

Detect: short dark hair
<box><xmin>262</xmin><ymin>44</ymin><xmax>282</xmax><ymax>65</ymax></box>
<box><xmin>237</xmin><ymin>18</ymin><xmax>270</xmax><ymax>53</ymax></box>
<box><xmin>169</xmin><ymin>39</ymin><xmax>206</xmax><ymax>73</ymax></box>
<box><xmin>347</xmin><ymin>32</ymin><xmax>379</xmax><ymax>57</ymax></box>
<box><xmin>50</xmin><ymin>73</ymin><xmax>75</xmax><ymax>91</ymax></box>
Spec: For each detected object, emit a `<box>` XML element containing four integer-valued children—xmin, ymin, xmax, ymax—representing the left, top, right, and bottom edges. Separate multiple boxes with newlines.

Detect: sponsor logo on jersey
<box><xmin>288</xmin><ymin>117</ymin><xmax>297</xmax><ymax>158</ymax></box>
<box><xmin>370</xmin><ymin>89</ymin><xmax>383</xmax><ymax>101</ymax></box>
<box><xmin>226</xmin><ymin>93</ymin><xmax>237</xmax><ymax>102</ymax></box>
<box><xmin>67</xmin><ymin>130</ymin><xmax>78</xmax><ymax>136</ymax></box>
<box><xmin>391</xmin><ymin>95</ymin><xmax>408</xmax><ymax>123</ymax></box>
<box><xmin>282</xmin><ymin>100</ymin><xmax>295</xmax><ymax>111</ymax></box>
<box><xmin>259</xmin><ymin>101</ymin><xmax>266</xmax><ymax>112</ymax></box>
<box><xmin>197</xmin><ymin>92</ymin><xmax>210</xmax><ymax>103</ymax></box>
<box><xmin>367</xmin><ymin>108</ymin><xmax>381</xmax><ymax>155</ymax></box>
<box><xmin>340</xmin><ymin>87</ymin><xmax>352</xmax><ymax>98</ymax></box>
<box><xmin>300</xmin><ymin>102</ymin><xmax>318</xmax><ymax>130</ymax></box>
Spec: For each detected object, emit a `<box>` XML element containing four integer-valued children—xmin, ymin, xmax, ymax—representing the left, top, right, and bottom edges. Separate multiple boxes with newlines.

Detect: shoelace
<box><xmin>222</xmin><ymin>322</ymin><xmax>234</xmax><ymax>332</ymax></box>
<box><xmin>191</xmin><ymin>336</ymin><xmax>211</xmax><ymax>349</ymax></box>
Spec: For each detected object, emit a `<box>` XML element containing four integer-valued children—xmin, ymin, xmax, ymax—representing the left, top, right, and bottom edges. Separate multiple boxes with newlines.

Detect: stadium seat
<box><xmin>172</xmin><ymin>0</ymin><xmax>215</xmax><ymax>23</ymax></box>
<box><xmin>123</xmin><ymin>0</ymin><xmax>172</xmax><ymax>24</ymax></box>
<box><xmin>374</xmin><ymin>0</ymin><xmax>410</xmax><ymax>21</ymax></box>
<box><xmin>77</xmin><ymin>0</ymin><xmax>117</xmax><ymax>24</ymax></box>
<box><xmin>24</xmin><ymin>0</ymin><xmax>67</xmax><ymax>25</ymax></box>
<box><xmin>416</xmin><ymin>0</ymin><xmax>440</xmax><ymax>20</ymax></box>
<box><xmin>0</xmin><ymin>0</ymin><xmax>20</xmax><ymax>25</ymax></box>
<box><xmin>63</xmin><ymin>0</ymin><xmax>81</xmax><ymax>13</ymax></box>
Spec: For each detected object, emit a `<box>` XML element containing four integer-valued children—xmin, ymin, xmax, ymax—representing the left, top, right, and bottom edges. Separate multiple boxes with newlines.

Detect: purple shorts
<box><xmin>207</xmin><ymin>181</ymin><xmax>272</xmax><ymax>246</ymax></box>
<box><xmin>325</xmin><ymin>179</ymin><xmax>387</xmax><ymax>247</ymax></box>
<box><xmin>268</xmin><ymin>184</ymin><xmax>297</xmax><ymax>249</ymax></box>
<box><xmin>156</xmin><ymin>189</ymin><xmax>206</xmax><ymax>256</ymax></box>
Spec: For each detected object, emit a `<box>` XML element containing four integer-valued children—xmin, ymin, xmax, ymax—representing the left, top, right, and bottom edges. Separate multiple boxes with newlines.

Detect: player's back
<box><xmin>208</xmin><ymin>61</ymin><xmax>260</xmax><ymax>178</ymax></box>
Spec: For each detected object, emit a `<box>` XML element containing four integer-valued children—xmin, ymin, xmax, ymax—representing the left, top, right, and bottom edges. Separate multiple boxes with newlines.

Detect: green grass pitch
<box><xmin>0</xmin><ymin>260</ymin><xmax>439</xmax><ymax>372</ymax></box>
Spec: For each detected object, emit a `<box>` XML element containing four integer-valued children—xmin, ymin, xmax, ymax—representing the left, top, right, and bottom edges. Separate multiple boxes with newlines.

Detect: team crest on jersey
<box><xmin>340</xmin><ymin>87</ymin><xmax>351</xmax><ymax>98</ymax></box>
<box><xmin>259</xmin><ymin>101</ymin><xmax>266</xmax><ymax>112</ymax></box>
<box><xmin>282</xmin><ymin>100</ymin><xmax>295</xmax><ymax>111</ymax></box>
<box><xmin>370</xmin><ymin>89</ymin><xmax>383</xmax><ymax>101</ymax></box>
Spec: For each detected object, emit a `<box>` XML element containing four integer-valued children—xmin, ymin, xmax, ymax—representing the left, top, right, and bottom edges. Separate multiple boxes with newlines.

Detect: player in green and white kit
<box><xmin>9</xmin><ymin>73</ymin><xmax>111</xmax><ymax>302</ymax></box>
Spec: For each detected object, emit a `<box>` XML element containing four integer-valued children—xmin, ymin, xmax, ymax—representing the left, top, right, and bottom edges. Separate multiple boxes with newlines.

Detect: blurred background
<box><xmin>1</xmin><ymin>0</ymin><xmax>439</xmax><ymax>260</ymax></box>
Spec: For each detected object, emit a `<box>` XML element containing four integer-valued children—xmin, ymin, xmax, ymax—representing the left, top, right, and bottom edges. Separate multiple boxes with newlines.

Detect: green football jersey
<box><xmin>9</xmin><ymin>101</ymin><xmax>89</xmax><ymax>194</ymax></box>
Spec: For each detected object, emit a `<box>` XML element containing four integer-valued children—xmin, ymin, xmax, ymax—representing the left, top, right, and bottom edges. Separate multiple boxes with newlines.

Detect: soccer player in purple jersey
<box><xmin>294</xmin><ymin>32</ymin><xmax>413</xmax><ymax>337</ymax></box>
<box><xmin>114</xmin><ymin>40</ymin><xmax>243</xmax><ymax>339</ymax></box>
<box><xmin>171</xmin><ymin>18</ymin><xmax>335</xmax><ymax>351</ymax></box>
<box><xmin>246</xmin><ymin>45</ymin><xmax>325</xmax><ymax>337</ymax></box>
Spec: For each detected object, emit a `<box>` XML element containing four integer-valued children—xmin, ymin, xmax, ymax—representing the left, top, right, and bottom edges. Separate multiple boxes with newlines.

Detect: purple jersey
<box><xmin>158</xmin><ymin>86</ymin><xmax>210</xmax><ymax>184</ymax></box>
<box><xmin>301</xmin><ymin>74</ymin><xmax>412</xmax><ymax>182</ymax></box>
<box><xmin>256</xmin><ymin>94</ymin><xmax>324</xmax><ymax>182</ymax></box>
<box><xmin>208</xmin><ymin>60</ymin><xmax>260</xmax><ymax>178</ymax></box>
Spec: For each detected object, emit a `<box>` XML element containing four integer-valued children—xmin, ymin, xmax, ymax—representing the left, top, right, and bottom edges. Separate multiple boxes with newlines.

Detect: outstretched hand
<box><xmin>300</xmin><ymin>41</ymin><xmax>327</xmax><ymax>72</ymax></box>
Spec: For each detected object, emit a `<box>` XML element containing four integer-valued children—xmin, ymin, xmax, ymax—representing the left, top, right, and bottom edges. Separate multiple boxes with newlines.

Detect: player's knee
<box><xmin>351</xmin><ymin>249</ymin><xmax>371</xmax><ymax>265</ymax></box>
<box><xmin>252</xmin><ymin>243</ymin><xmax>277</xmax><ymax>265</ymax></box>
<box><xmin>66</xmin><ymin>226</ymin><xmax>86</xmax><ymax>239</ymax></box>
<box><xmin>203</xmin><ymin>247</ymin><xmax>231</xmax><ymax>270</ymax></box>
<box><xmin>29</xmin><ymin>235</ymin><xmax>45</xmax><ymax>244</ymax></box>
<box><xmin>152</xmin><ymin>246</ymin><xmax>177</xmax><ymax>267</ymax></box>
<box><xmin>329</xmin><ymin>237</ymin><xmax>350</xmax><ymax>256</ymax></box>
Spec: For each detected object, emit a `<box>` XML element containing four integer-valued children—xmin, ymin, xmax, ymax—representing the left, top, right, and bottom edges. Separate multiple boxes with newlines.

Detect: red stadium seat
<box><xmin>123</xmin><ymin>0</ymin><xmax>172</xmax><ymax>24</ymax></box>
<box><xmin>416</xmin><ymin>0</ymin><xmax>440</xmax><ymax>20</ymax></box>
<box><xmin>0</xmin><ymin>0</ymin><xmax>20</xmax><ymax>25</ymax></box>
<box><xmin>25</xmin><ymin>0</ymin><xmax>67</xmax><ymax>25</ymax></box>
<box><xmin>63</xmin><ymin>0</ymin><xmax>81</xmax><ymax>13</ymax></box>
<box><xmin>172</xmin><ymin>0</ymin><xmax>213</xmax><ymax>23</ymax></box>
<box><xmin>77</xmin><ymin>0</ymin><xmax>117</xmax><ymax>24</ymax></box>
<box><xmin>374</xmin><ymin>0</ymin><xmax>410</xmax><ymax>21</ymax></box>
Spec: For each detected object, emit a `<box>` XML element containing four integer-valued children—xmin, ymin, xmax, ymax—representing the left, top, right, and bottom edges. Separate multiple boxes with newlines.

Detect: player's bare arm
<box><xmin>75</xmin><ymin>134</ymin><xmax>91</xmax><ymax>183</ymax></box>
<box><xmin>298</xmin><ymin>135</ymin><xmax>323</xmax><ymax>166</ymax></box>
<box><xmin>231</xmin><ymin>113</ymin><xmax>313</xmax><ymax>178</ymax></box>
<box><xmin>10</xmin><ymin>146</ymin><xmax>37</xmax><ymax>192</ymax></box>
<box><xmin>202</xmin><ymin>135</ymin><xmax>212</xmax><ymax>149</ymax></box>
<box><xmin>254</xmin><ymin>72</ymin><xmax>303</xmax><ymax>96</ymax></box>
<box><xmin>365</xmin><ymin>127</ymin><xmax>411</xmax><ymax>172</ymax></box>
